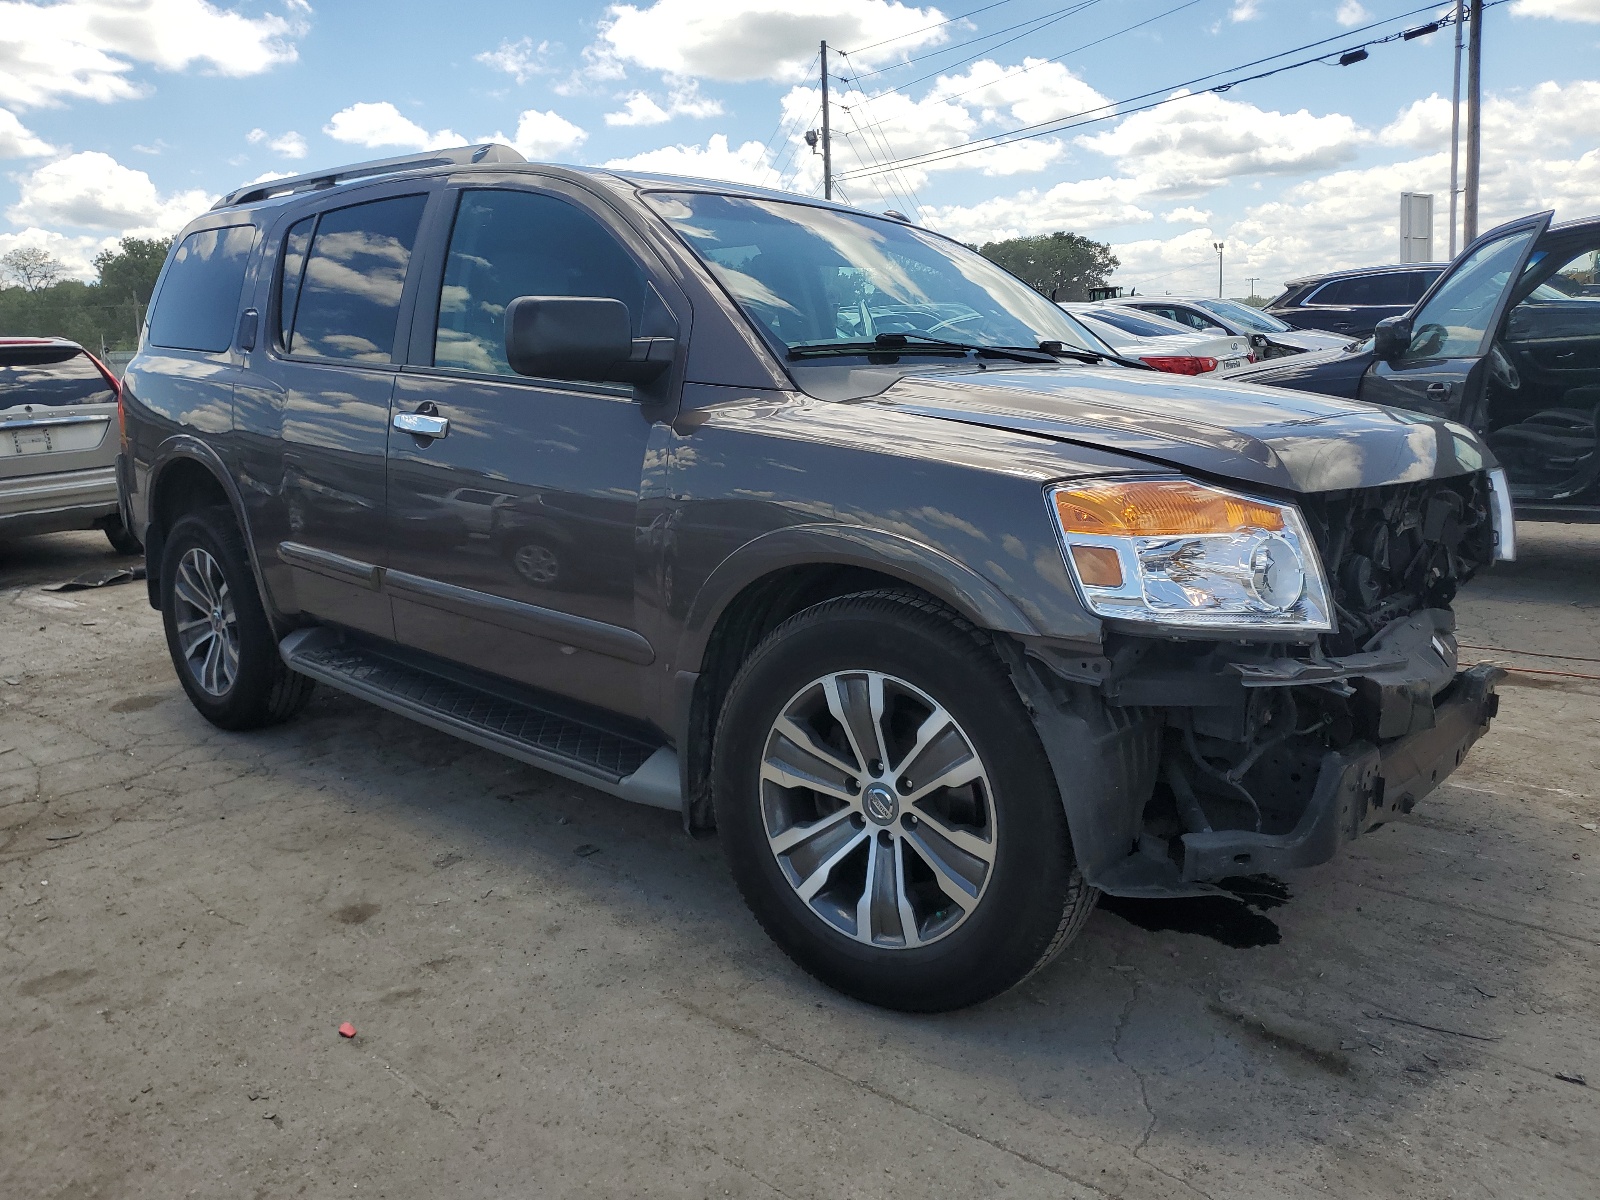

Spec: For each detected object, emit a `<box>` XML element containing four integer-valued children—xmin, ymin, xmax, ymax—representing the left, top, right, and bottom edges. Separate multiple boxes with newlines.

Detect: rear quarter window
<box><xmin>0</xmin><ymin>348</ymin><xmax>114</xmax><ymax>408</ymax></box>
<box><xmin>147</xmin><ymin>225</ymin><xmax>256</xmax><ymax>353</ymax></box>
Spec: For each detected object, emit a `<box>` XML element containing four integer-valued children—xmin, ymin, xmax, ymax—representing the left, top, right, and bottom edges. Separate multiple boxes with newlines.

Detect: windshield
<box><xmin>1196</xmin><ymin>298</ymin><xmax>1290</xmax><ymax>333</ymax></box>
<box><xmin>643</xmin><ymin>192</ymin><xmax>1101</xmax><ymax>356</ymax></box>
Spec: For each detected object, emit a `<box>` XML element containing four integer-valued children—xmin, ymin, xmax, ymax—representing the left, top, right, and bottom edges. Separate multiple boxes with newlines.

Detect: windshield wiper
<box><xmin>788</xmin><ymin>331</ymin><xmax>1153</xmax><ymax>369</ymax></box>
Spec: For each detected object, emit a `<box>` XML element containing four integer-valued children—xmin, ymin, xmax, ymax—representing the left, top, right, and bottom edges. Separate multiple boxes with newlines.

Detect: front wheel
<box><xmin>713</xmin><ymin>591</ymin><xmax>1094</xmax><ymax>1011</ymax></box>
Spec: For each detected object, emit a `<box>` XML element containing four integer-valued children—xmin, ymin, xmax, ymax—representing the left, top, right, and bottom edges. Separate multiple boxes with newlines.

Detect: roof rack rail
<box><xmin>211</xmin><ymin>143</ymin><xmax>527</xmax><ymax>210</ymax></box>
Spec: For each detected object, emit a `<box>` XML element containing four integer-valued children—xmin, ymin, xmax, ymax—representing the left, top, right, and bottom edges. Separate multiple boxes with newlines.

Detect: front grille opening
<box><xmin>1299</xmin><ymin>474</ymin><xmax>1493</xmax><ymax>656</ymax></box>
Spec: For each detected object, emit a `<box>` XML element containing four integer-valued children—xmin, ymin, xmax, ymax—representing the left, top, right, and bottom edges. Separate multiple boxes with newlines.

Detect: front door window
<box><xmin>1400</xmin><ymin>228</ymin><xmax>1539</xmax><ymax>364</ymax></box>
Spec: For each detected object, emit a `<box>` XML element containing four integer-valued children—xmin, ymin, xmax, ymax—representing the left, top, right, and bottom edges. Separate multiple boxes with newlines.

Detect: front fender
<box><xmin>675</xmin><ymin>522</ymin><xmax>1046</xmax><ymax>674</ymax></box>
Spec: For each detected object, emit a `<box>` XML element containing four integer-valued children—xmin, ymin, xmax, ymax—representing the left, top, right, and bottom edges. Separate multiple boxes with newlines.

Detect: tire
<box><xmin>103</xmin><ymin>515</ymin><xmax>143</xmax><ymax>556</ymax></box>
<box><xmin>713</xmin><ymin>590</ymin><xmax>1095</xmax><ymax>1012</ymax></box>
<box><xmin>160</xmin><ymin>507</ymin><xmax>314</xmax><ymax>731</ymax></box>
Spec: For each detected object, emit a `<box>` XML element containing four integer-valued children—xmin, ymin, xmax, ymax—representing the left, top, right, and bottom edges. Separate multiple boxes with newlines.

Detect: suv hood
<box><xmin>870</xmin><ymin>366</ymin><xmax>1490</xmax><ymax>493</ymax></box>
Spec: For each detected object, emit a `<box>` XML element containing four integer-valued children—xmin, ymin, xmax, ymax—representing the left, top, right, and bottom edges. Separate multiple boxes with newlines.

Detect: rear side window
<box><xmin>284</xmin><ymin>194</ymin><xmax>428</xmax><ymax>363</ymax></box>
<box><xmin>147</xmin><ymin>225</ymin><xmax>256</xmax><ymax>352</ymax></box>
<box><xmin>434</xmin><ymin>189</ymin><xmax>649</xmax><ymax>375</ymax></box>
<box><xmin>0</xmin><ymin>348</ymin><xmax>114</xmax><ymax>408</ymax></box>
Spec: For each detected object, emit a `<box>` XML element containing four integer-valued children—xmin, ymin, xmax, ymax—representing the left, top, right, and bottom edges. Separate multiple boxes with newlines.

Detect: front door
<box><xmin>1360</xmin><ymin>214</ymin><xmax>1551</xmax><ymax>428</ymax></box>
<box><xmin>385</xmin><ymin>183</ymin><xmax>681</xmax><ymax>721</ymax></box>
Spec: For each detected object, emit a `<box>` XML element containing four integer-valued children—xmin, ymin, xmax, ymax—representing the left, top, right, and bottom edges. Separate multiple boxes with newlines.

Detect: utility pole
<box><xmin>1463</xmin><ymin>0</ymin><xmax>1483</xmax><ymax>245</ymax></box>
<box><xmin>1213</xmin><ymin>242</ymin><xmax>1225</xmax><ymax>298</ymax></box>
<box><xmin>1246</xmin><ymin>276</ymin><xmax>1260</xmax><ymax>300</ymax></box>
<box><xmin>819</xmin><ymin>41</ymin><xmax>832</xmax><ymax>202</ymax></box>
<box><xmin>1448</xmin><ymin>0</ymin><xmax>1464</xmax><ymax>257</ymax></box>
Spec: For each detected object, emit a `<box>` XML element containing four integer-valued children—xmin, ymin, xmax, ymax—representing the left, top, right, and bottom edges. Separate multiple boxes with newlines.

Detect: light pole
<box><xmin>1448</xmin><ymin>0</ymin><xmax>1464</xmax><ymax>257</ymax></box>
<box><xmin>1213</xmin><ymin>242</ymin><xmax>1225</xmax><ymax>298</ymax></box>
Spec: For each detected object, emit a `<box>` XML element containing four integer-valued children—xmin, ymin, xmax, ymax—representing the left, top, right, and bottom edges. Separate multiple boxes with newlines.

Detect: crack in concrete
<box><xmin>669</xmin><ymin>994</ymin><xmax>1114</xmax><ymax>1198</ymax></box>
<box><xmin>1108</xmin><ymin>976</ymin><xmax>1218</xmax><ymax>1200</ymax></box>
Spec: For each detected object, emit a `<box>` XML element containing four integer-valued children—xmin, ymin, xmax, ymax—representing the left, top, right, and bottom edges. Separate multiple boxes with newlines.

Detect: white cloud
<box><xmin>923</xmin><ymin>179</ymin><xmax>1155</xmax><ymax>244</ymax></box>
<box><xmin>0</xmin><ymin>0</ymin><xmax>306</xmax><ymax>109</ymax></box>
<box><xmin>247</xmin><ymin>127</ymin><xmax>307</xmax><ymax>158</ymax></box>
<box><xmin>604</xmin><ymin>79</ymin><xmax>722</xmax><ymax>125</ymax></box>
<box><xmin>1078</xmin><ymin>90</ymin><xmax>1369</xmax><ymax>194</ymax></box>
<box><xmin>476</xmin><ymin>37</ymin><xmax>553</xmax><ymax>84</ymax></box>
<box><xmin>495</xmin><ymin>108</ymin><xmax>588</xmax><ymax>159</ymax></box>
<box><xmin>598</xmin><ymin>0</ymin><xmax>950</xmax><ymax>83</ymax></box>
<box><xmin>6</xmin><ymin>150</ymin><xmax>212</xmax><ymax>235</ymax></box>
<box><xmin>0</xmin><ymin>225</ymin><xmax>119</xmax><ymax>281</ymax></box>
<box><xmin>1111</xmin><ymin>79</ymin><xmax>1600</xmax><ymax>298</ymax></box>
<box><xmin>1335</xmin><ymin>1</ymin><xmax>1369</xmax><ymax>25</ymax></box>
<box><xmin>1163</xmin><ymin>206</ymin><xmax>1211</xmax><ymax>224</ymax></box>
<box><xmin>604</xmin><ymin>133</ymin><xmax>775</xmax><ymax>185</ymax></box>
<box><xmin>1229</xmin><ymin>1</ymin><xmax>1262</xmax><ymax>20</ymax></box>
<box><xmin>323</xmin><ymin>102</ymin><xmax>464</xmax><ymax>151</ymax></box>
<box><xmin>0</xmin><ymin>106</ymin><xmax>54</xmax><ymax>157</ymax></box>
<box><xmin>927</xmin><ymin>57</ymin><xmax>1110</xmax><ymax>128</ymax></box>
<box><xmin>1511</xmin><ymin>0</ymin><xmax>1600</xmax><ymax>20</ymax></box>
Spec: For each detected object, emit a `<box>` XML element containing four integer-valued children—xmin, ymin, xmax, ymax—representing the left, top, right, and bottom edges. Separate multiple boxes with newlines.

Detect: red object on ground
<box><xmin>337</xmin><ymin>1022</ymin><xmax>357</xmax><ymax>1038</ymax></box>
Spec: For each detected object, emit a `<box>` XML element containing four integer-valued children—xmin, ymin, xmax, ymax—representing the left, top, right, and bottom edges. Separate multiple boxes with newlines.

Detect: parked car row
<box><xmin>1056</xmin><ymin>302</ymin><xmax>1255</xmax><ymax>375</ymax></box>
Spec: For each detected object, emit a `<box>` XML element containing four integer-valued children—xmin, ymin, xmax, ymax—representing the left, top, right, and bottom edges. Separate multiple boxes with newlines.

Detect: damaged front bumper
<box><xmin>1175</xmin><ymin>662</ymin><xmax>1502</xmax><ymax>883</ymax></box>
<box><xmin>1011</xmin><ymin>608</ymin><xmax>1505</xmax><ymax>900</ymax></box>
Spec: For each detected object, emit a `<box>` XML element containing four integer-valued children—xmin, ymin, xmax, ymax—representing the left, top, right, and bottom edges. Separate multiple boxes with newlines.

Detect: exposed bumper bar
<box><xmin>1177</xmin><ymin>663</ymin><xmax>1503</xmax><ymax>882</ymax></box>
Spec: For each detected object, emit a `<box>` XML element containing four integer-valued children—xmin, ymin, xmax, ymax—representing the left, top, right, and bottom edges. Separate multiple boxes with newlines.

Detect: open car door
<box><xmin>1358</xmin><ymin>212</ymin><xmax>1552</xmax><ymax>433</ymax></box>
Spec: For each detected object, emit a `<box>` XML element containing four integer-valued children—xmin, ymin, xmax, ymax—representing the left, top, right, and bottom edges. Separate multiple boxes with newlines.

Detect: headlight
<box><xmin>1049</xmin><ymin>477</ymin><xmax>1332</xmax><ymax>633</ymax></box>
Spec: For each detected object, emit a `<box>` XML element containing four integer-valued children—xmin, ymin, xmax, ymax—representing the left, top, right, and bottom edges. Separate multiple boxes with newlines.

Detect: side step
<box><xmin>279</xmin><ymin>628</ymin><xmax>681</xmax><ymax>812</ymax></box>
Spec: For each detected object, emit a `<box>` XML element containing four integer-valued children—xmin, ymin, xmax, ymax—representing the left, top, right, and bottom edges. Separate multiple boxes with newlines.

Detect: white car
<box><xmin>1111</xmin><ymin>295</ymin><xmax>1354</xmax><ymax>359</ymax></box>
<box><xmin>1058</xmin><ymin>303</ymin><xmax>1255</xmax><ymax>375</ymax></box>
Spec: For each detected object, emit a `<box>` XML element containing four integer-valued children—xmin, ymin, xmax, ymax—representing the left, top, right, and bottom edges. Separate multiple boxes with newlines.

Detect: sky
<box><xmin>2</xmin><ymin>0</ymin><xmax>1598</xmax><ymax>299</ymax></box>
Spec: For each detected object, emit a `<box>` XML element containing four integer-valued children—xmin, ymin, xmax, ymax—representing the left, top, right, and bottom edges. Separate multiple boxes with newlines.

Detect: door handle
<box><xmin>393</xmin><ymin>410</ymin><xmax>449</xmax><ymax>439</ymax></box>
<box><xmin>1425</xmin><ymin>382</ymin><xmax>1451</xmax><ymax>398</ymax></box>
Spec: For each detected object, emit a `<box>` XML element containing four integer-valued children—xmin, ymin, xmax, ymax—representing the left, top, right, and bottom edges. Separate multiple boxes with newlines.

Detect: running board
<box><xmin>279</xmin><ymin>628</ymin><xmax>681</xmax><ymax>811</ymax></box>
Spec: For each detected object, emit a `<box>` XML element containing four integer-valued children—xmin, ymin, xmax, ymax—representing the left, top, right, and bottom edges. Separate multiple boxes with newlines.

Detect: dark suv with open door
<box><xmin>120</xmin><ymin>146</ymin><xmax>1509</xmax><ymax>1011</ymax></box>
<box><xmin>1235</xmin><ymin>211</ymin><xmax>1600</xmax><ymax>520</ymax></box>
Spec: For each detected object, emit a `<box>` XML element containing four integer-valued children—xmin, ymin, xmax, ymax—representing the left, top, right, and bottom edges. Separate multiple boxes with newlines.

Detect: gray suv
<box><xmin>120</xmin><ymin>145</ymin><xmax>1509</xmax><ymax>1011</ymax></box>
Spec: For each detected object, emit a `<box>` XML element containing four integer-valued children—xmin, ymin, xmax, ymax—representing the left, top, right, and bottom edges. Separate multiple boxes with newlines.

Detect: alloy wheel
<box><xmin>759</xmin><ymin>670</ymin><xmax>997</xmax><ymax>948</ymax></box>
<box><xmin>171</xmin><ymin>546</ymin><xmax>240</xmax><ymax>696</ymax></box>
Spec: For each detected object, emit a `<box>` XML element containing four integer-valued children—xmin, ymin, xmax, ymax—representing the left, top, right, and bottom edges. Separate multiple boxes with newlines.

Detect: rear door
<box><xmin>1359</xmin><ymin>213</ymin><xmax>1552</xmax><ymax>425</ymax></box>
<box><xmin>0</xmin><ymin>345</ymin><xmax>119</xmax><ymax>504</ymax></box>
<box><xmin>234</xmin><ymin>185</ymin><xmax>434</xmax><ymax>639</ymax></box>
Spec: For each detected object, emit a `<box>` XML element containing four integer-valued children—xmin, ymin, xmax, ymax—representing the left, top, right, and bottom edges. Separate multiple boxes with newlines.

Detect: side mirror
<box><xmin>504</xmin><ymin>296</ymin><xmax>674</xmax><ymax>384</ymax></box>
<box><xmin>1372</xmin><ymin>313</ymin><xmax>1413</xmax><ymax>361</ymax></box>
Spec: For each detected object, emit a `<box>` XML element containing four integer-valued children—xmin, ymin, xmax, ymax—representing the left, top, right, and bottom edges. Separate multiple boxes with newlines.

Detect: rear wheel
<box><xmin>713</xmin><ymin>591</ymin><xmax>1094</xmax><ymax>1011</ymax></box>
<box><xmin>103</xmin><ymin>515</ymin><xmax>142</xmax><ymax>556</ymax></box>
<box><xmin>160</xmin><ymin>507</ymin><xmax>313</xmax><ymax>730</ymax></box>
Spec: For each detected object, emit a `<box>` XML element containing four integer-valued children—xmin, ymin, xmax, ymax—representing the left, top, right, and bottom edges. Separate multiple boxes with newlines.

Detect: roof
<box><xmin>207</xmin><ymin>143</ymin><xmax>923</xmax><ymax>233</ymax></box>
<box><xmin>1281</xmin><ymin>262</ymin><xmax>1446</xmax><ymax>288</ymax></box>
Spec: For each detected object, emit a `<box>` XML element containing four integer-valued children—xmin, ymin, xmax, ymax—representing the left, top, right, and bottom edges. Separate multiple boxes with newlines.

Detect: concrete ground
<box><xmin>1</xmin><ymin>525</ymin><xmax>1596</xmax><ymax>1200</ymax></box>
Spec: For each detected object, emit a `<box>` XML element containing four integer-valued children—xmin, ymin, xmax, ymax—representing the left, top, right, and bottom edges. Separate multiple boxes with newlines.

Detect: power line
<box><xmin>842</xmin><ymin>0</ymin><xmax>1022</xmax><ymax>57</ymax></box>
<box><xmin>843</xmin><ymin>0</ymin><xmax>1108</xmax><ymax>87</ymax></box>
<box><xmin>917</xmin><ymin>0</ymin><xmax>1208</xmax><ymax>111</ymax></box>
<box><xmin>838</xmin><ymin>1</ymin><xmax>1493</xmax><ymax>183</ymax></box>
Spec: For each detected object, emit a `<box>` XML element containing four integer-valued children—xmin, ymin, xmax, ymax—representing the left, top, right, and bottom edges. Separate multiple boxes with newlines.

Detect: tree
<box><xmin>1</xmin><ymin>246</ymin><xmax>64</xmax><ymax>291</ymax></box>
<box><xmin>93</xmin><ymin>237</ymin><xmax>171</xmax><ymax>305</ymax></box>
<box><xmin>976</xmin><ymin>231</ymin><xmax>1118</xmax><ymax>302</ymax></box>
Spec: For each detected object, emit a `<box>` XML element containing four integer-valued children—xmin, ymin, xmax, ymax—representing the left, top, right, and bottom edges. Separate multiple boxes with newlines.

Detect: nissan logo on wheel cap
<box><xmin>863</xmin><ymin>783</ymin><xmax>898</xmax><ymax>826</ymax></box>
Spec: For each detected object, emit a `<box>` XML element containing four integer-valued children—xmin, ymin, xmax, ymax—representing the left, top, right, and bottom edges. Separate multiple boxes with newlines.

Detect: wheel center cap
<box><xmin>863</xmin><ymin>783</ymin><xmax>898</xmax><ymax>826</ymax></box>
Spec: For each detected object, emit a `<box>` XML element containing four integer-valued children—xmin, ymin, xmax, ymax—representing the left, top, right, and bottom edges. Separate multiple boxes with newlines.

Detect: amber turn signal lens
<box><xmin>1054</xmin><ymin>480</ymin><xmax>1285</xmax><ymax>536</ymax></box>
<box><xmin>1069</xmin><ymin>544</ymin><xmax>1124</xmax><ymax>588</ymax></box>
